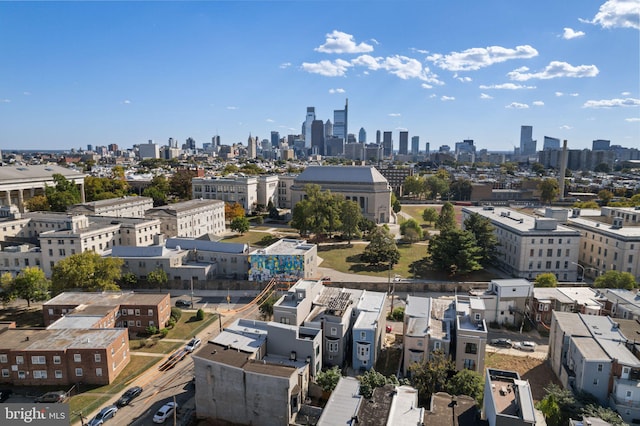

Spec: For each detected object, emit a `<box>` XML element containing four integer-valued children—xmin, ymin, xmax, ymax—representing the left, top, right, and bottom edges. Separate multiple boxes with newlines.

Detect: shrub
<box><xmin>170</xmin><ymin>307</ymin><xmax>182</xmax><ymax>322</ymax></box>
<box><xmin>196</xmin><ymin>308</ymin><xmax>205</xmax><ymax>321</ymax></box>
<box><xmin>160</xmin><ymin>328</ymin><xmax>169</xmax><ymax>338</ymax></box>
<box><xmin>168</xmin><ymin>318</ymin><xmax>176</xmax><ymax>328</ymax></box>
<box><xmin>146</xmin><ymin>325</ymin><xmax>158</xmax><ymax>336</ymax></box>
<box><xmin>386</xmin><ymin>306</ymin><xmax>405</xmax><ymax>321</ymax></box>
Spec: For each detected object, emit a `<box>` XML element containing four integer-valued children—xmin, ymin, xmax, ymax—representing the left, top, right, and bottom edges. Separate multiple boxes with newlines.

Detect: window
<box><xmin>593</xmin><ymin>378</ymin><xmax>598</xmax><ymax>385</ymax></box>
<box><xmin>1</xmin><ymin>369</ymin><xmax>8</xmax><ymax>378</ymax></box>
<box><xmin>74</xmin><ymin>354</ymin><xmax>81</xmax><ymax>362</ymax></box>
<box><xmin>135</xmin><ymin>309</ymin><xmax>140</xmax><ymax>316</ymax></box>
<box><xmin>94</xmin><ymin>354</ymin><xmax>101</xmax><ymax>363</ymax></box>
<box><xmin>18</xmin><ymin>371</ymin><xmax>26</xmax><ymax>379</ymax></box>
<box><xmin>626</xmin><ymin>391</ymin><xmax>633</xmax><ymax>398</ymax></box>
<box><xmin>546</xmin><ymin>261</ymin><xmax>552</xmax><ymax>269</ymax></box>
<box><xmin>96</xmin><ymin>368</ymin><xmax>103</xmax><ymax>377</ymax></box>
<box><xmin>16</xmin><ymin>356</ymin><xmax>24</xmax><ymax>365</ymax></box>
<box><xmin>327</xmin><ymin>341</ymin><xmax>339</xmax><ymax>353</ymax></box>
<box><xmin>465</xmin><ymin>342</ymin><xmax>478</xmax><ymax>354</ymax></box>
<box><xmin>360</xmin><ymin>331</ymin><xmax>366</xmax><ymax>340</ymax></box>
<box><xmin>55</xmin><ymin>370</ymin><xmax>63</xmax><ymax>379</ymax></box>
<box><xmin>0</xmin><ymin>354</ymin><xmax>6</xmax><ymax>363</ymax></box>
<box><xmin>53</xmin><ymin>355</ymin><xmax>61</xmax><ymax>364</ymax></box>
<box><xmin>530</xmin><ymin>249</ymin><xmax>534</xmax><ymax>257</ymax></box>
<box><xmin>33</xmin><ymin>370</ymin><xmax>47</xmax><ymax>379</ymax></box>
<box><xmin>31</xmin><ymin>356</ymin><xmax>46</xmax><ymax>365</ymax></box>
<box><xmin>136</xmin><ymin>321</ymin><xmax>141</xmax><ymax>327</ymax></box>
<box><xmin>330</xmin><ymin>327</ymin><xmax>337</xmax><ymax>336</ymax></box>
<box><xmin>75</xmin><ymin>368</ymin><xmax>83</xmax><ymax>377</ymax></box>
<box><xmin>463</xmin><ymin>359</ymin><xmax>476</xmax><ymax>370</ymax></box>
<box><xmin>547</xmin><ymin>249</ymin><xmax>553</xmax><ymax>257</ymax></box>
<box><xmin>597</xmin><ymin>364</ymin><xmax>603</xmax><ymax>372</ymax></box>
<box><xmin>148</xmin><ymin>309</ymin><xmax>153</xmax><ymax>316</ymax></box>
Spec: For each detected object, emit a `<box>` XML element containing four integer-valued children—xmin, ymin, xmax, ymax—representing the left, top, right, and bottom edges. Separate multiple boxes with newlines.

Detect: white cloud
<box><xmin>122</xmin><ymin>100</ymin><xmax>131</xmax><ymax>104</ymax></box>
<box><xmin>329</xmin><ymin>88</ymin><xmax>346</xmax><ymax>94</ymax></box>
<box><xmin>480</xmin><ymin>93</ymin><xmax>493</xmax><ymax>99</ymax></box>
<box><xmin>350</xmin><ymin>54</ymin><xmax>443</xmax><ymax>84</ymax></box>
<box><xmin>427</xmin><ymin>45</ymin><xmax>538</xmax><ymax>71</ymax></box>
<box><xmin>621</xmin><ymin>91</ymin><xmax>631</xmax><ymax>96</ymax></box>
<box><xmin>507</xmin><ymin>61</ymin><xmax>599</xmax><ymax>81</ymax></box>
<box><xmin>279</xmin><ymin>62</ymin><xmax>292</xmax><ymax>69</ymax></box>
<box><xmin>562</xmin><ymin>27</ymin><xmax>585</xmax><ymax>39</ymax></box>
<box><xmin>410</xmin><ymin>47</ymin><xmax>429</xmax><ymax>54</ymax></box>
<box><xmin>532</xmin><ymin>100</ymin><xmax>545</xmax><ymax>106</ymax></box>
<box><xmin>441</xmin><ymin>96</ymin><xmax>455</xmax><ymax>101</ymax></box>
<box><xmin>370</xmin><ymin>38</ymin><xmax>380</xmax><ymax>45</ymax></box>
<box><xmin>506</xmin><ymin>102</ymin><xmax>529</xmax><ymax>109</ymax></box>
<box><xmin>226</xmin><ymin>106</ymin><xmax>239</xmax><ymax>110</ymax></box>
<box><xmin>625</xmin><ymin>117</ymin><xmax>640</xmax><ymax>122</ymax></box>
<box><xmin>456</xmin><ymin>76</ymin><xmax>472</xmax><ymax>83</ymax></box>
<box><xmin>395</xmin><ymin>127</ymin><xmax>408</xmax><ymax>131</ymax></box>
<box><xmin>555</xmin><ymin>92</ymin><xmax>564</xmax><ymax>97</ymax></box>
<box><xmin>1</xmin><ymin>99</ymin><xmax>11</xmax><ymax>103</ymax></box>
<box><xmin>429</xmin><ymin>94</ymin><xmax>437</xmax><ymax>98</ymax></box>
<box><xmin>569</xmin><ymin>93</ymin><xmax>580</xmax><ymax>97</ymax></box>
<box><xmin>388</xmin><ymin>113</ymin><xmax>401</xmax><ymax>117</ymax></box>
<box><xmin>582</xmin><ymin>97</ymin><xmax>640</xmax><ymax>108</ymax></box>
<box><xmin>560</xmin><ymin>125</ymin><xmax>573</xmax><ymax>130</ymax></box>
<box><xmin>301</xmin><ymin>59</ymin><xmax>352</xmax><ymax>77</ymax></box>
<box><xmin>315</xmin><ymin>30</ymin><xmax>374</xmax><ymax>54</ymax></box>
<box><xmin>421</xmin><ymin>83</ymin><xmax>433</xmax><ymax>89</ymax></box>
<box><xmin>478</xmin><ymin>83</ymin><xmax>536</xmax><ymax>90</ymax></box>
<box><xmin>588</xmin><ymin>0</ymin><xmax>640</xmax><ymax>30</ymax></box>
<box><xmin>265</xmin><ymin>118</ymin><xmax>275</xmax><ymax>123</ymax></box>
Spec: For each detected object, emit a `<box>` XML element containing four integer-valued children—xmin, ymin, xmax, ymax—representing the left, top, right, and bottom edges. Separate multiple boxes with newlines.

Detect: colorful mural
<box><xmin>248</xmin><ymin>254</ymin><xmax>305</xmax><ymax>282</ymax></box>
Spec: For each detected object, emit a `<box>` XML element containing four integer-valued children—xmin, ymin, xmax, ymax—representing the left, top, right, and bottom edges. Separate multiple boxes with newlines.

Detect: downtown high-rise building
<box><xmin>383</xmin><ymin>131</ymin><xmax>393</xmax><ymax>157</ymax></box>
<box><xmin>333</xmin><ymin>99</ymin><xmax>348</xmax><ymax>141</ymax></box>
<box><xmin>311</xmin><ymin>120</ymin><xmax>325</xmax><ymax>155</ymax></box>
<box><xmin>411</xmin><ymin>136</ymin><xmax>419</xmax><ymax>155</ymax></box>
<box><xmin>520</xmin><ymin>125</ymin><xmax>537</xmax><ymax>155</ymax></box>
<box><xmin>324</xmin><ymin>119</ymin><xmax>333</xmax><ymax>138</ymax></box>
<box><xmin>304</xmin><ymin>107</ymin><xmax>316</xmax><ymax>148</ymax></box>
<box><xmin>184</xmin><ymin>137</ymin><xmax>196</xmax><ymax>151</ymax></box>
<box><xmin>592</xmin><ymin>139</ymin><xmax>611</xmax><ymax>151</ymax></box>
<box><xmin>212</xmin><ymin>135</ymin><xmax>221</xmax><ymax>147</ymax></box>
<box><xmin>271</xmin><ymin>131</ymin><xmax>280</xmax><ymax>148</ymax></box>
<box><xmin>247</xmin><ymin>135</ymin><xmax>257</xmax><ymax>159</ymax></box>
<box><xmin>543</xmin><ymin>136</ymin><xmax>560</xmax><ymax>151</ymax></box>
<box><xmin>358</xmin><ymin>127</ymin><xmax>366</xmax><ymax>143</ymax></box>
<box><xmin>376</xmin><ymin>130</ymin><xmax>381</xmax><ymax>144</ymax></box>
<box><xmin>398</xmin><ymin>131</ymin><xmax>409</xmax><ymax>155</ymax></box>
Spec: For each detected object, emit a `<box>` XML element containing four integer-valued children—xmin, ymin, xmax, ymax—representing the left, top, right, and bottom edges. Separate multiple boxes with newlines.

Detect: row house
<box><xmin>0</xmin><ymin>327</ymin><xmax>129</xmax><ymax>386</ymax></box>
<box><xmin>43</xmin><ymin>292</ymin><xmax>171</xmax><ymax>335</ymax></box>
<box><xmin>469</xmin><ymin>279</ymin><xmax>533</xmax><ymax>327</ymax></box>
<box><xmin>532</xmin><ymin>287</ymin><xmax>604</xmax><ymax>329</ymax></box>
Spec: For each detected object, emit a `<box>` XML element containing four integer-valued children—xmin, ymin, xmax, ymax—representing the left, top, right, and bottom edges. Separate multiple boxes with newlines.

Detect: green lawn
<box><xmin>130</xmin><ymin>339</ymin><xmax>182</xmax><ymax>354</ymax></box>
<box><xmin>400</xmin><ymin>205</ymin><xmax>429</xmax><ymax>223</ymax></box>
<box><xmin>0</xmin><ymin>306</ymin><xmax>44</xmax><ymax>327</ymax></box>
<box><xmin>167</xmin><ymin>311</ymin><xmax>217</xmax><ymax>339</ymax></box>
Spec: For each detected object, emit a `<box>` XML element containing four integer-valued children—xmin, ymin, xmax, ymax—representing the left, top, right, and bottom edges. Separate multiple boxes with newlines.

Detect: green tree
<box><xmin>258</xmin><ymin>293</ymin><xmax>279</xmax><ymax>319</ymax></box>
<box><xmin>446</xmin><ymin>369</ymin><xmax>484</xmax><ymax>403</ymax></box>
<box><xmin>597</xmin><ymin>189</ymin><xmax>614</xmax><ymax>206</ymax></box>
<box><xmin>51</xmin><ymin>251</ymin><xmax>123</xmax><ymax>295</ymax></box>
<box><xmin>316</xmin><ymin>366</ymin><xmax>342</xmax><ymax>393</ymax></box>
<box><xmin>0</xmin><ymin>272</ymin><xmax>16</xmax><ymax>308</ymax></box>
<box><xmin>84</xmin><ymin>175</ymin><xmax>129</xmax><ymax>202</ymax></box>
<box><xmin>221</xmin><ymin>164</ymin><xmax>239</xmax><ymax>176</ymax></box>
<box><xmin>143</xmin><ymin>175</ymin><xmax>170</xmax><ymax>206</ymax></box>
<box><xmin>391</xmin><ymin>193</ymin><xmax>401</xmax><ymax>214</ymax></box>
<box><xmin>435</xmin><ymin>202</ymin><xmax>456</xmax><ymax>230</ymax></box>
<box><xmin>531</xmin><ymin>162</ymin><xmax>546</xmax><ymax>175</ymax></box>
<box><xmin>535</xmin><ymin>273</ymin><xmax>558</xmax><ymax>287</ymax></box>
<box><xmin>463</xmin><ymin>213</ymin><xmax>498</xmax><ymax>266</ymax></box>
<box><xmin>449</xmin><ymin>178</ymin><xmax>473</xmax><ymax>201</ymax></box>
<box><xmin>340</xmin><ymin>200</ymin><xmax>363</xmax><ymax>244</ymax></box>
<box><xmin>361</xmin><ymin>227</ymin><xmax>400</xmax><ymax>267</ymax></box>
<box><xmin>537</xmin><ymin>392</ymin><xmax>563</xmax><ymax>426</ymax></box>
<box><xmin>408</xmin><ymin>350</ymin><xmax>455</xmax><ymax>403</ymax></box>
<box><xmin>594</xmin><ymin>163</ymin><xmax>611</xmax><ymax>173</ymax></box>
<box><xmin>428</xmin><ymin>229</ymin><xmax>482</xmax><ymax>275</ymax></box>
<box><xmin>403</xmin><ymin>175</ymin><xmax>425</xmax><ymax>199</ymax></box>
<box><xmin>25</xmin><ymin>194</ymin><xmax>51</xmax><ymax>212</ymax></box>
<box><xmin>290</xmin><ymin>184</ymin><xmax>343</xmax><ymax>242</ymax></box>
<box><xmin>169</xmin><ymin>169</ymin><xmax>197</xmax><ymax>200</ymax></box>
<box><xmin>230</xmin><ymin>216</ymin><xmax>250</xmax><ymax>234</ymax></box>
<box><xmin>357</xmin><ymin>369</ymin><xmax>399</xmax><ymax>399</ymax></box>
<box><xmin>45</xmin><ymin>173</ymin><xmax>82</xmax><ymax>212</ymax></box>
<box><xmin>358</xmin><ymin>217</ymin><xmax>376</xmax><ymax>238</ymax></box>
<box><xmin>594</xmin><ymin>270</ymin><xmax>637</xmax><ymax>289</ymax></box>
<box><xmin>13</xmin><ymin>267</ymin><xmax>50</xmax><ymax>307</ymax></box>
<box><xmin>147</xmin><ymin>268</ymin><xmax>168</xmax><ymax>288</ymax></box>
<box><xmin>400</xmin><ymin>218</ymin><xmax>424</xmax><ymax>243</ymax></box>
<box><xmin>422</xmin><ymin>207</ymin><xmax>438</xmax><ymax>226</ymax></box>
<box><xmin>119</xmin><ymin>272</ymin><xmax>138</xmax><ymax>287</ymax></box>
<box><xmin>581</xmin><ymin>404</ymin><xmax>626</xmax><ymax>426</ymax></box>
<box><xmin>425</xmin><ymin>176</ymin><xmax>450</xmax><ymax>200</ymax></box>
<box><xmin>538</xmin><ymin>178</ymin><xmax>559</xmax><ymax>205</ymax></box>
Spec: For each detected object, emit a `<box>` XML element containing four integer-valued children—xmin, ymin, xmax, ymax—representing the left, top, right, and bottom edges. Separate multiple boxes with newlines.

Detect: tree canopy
<box><xmin>535</xmin><ymin>273</ymin><xmax>558</xmax><ymax>287</ymax></box>
<box><xmin>147</xmin><ymin>267</ymin><xmax>168</xmax><ymax>288</ymax></box>
<box><xmin>44</xmin><ymin>173</ymin><xmax>83</xmax><ymax>212</ymax></box>
<box><xmin>230</xmin><ymin>216</ymin><xmax>250</xmax><ymax>234</ymax></box>
<box><xmin>316</xmin><ymin>366</ymin><xmax>342</xmax><ymax>393</ymax></box>
<box><xmin>361</xmin><ymin>226</ymin><xmax>400</xmax><ymax>267</ymax></box>
<box><xmin>594</xmin><ymin>270</ymin><xmax>637</xmax><ymax>290</ymax></box>
<box><xmin>84</xmin><ymin>175</ymin><xmax>129</xmax><ymax>202</ymax></box>
<box><xmin>143</xmin><ymin>175</ymin><xmax>170</xmax><ymax>206</ymax></box>
<box><xmin>13</xmin><ymin>267</ymin><xmax>50</xmax><ymax>307</ymax></box>
<box><xmin>357</xmin><ymin>369</ymin><xmax>401</xmax><ymax>399</ymax></box>
<box><xmin>446</xmin><ymin>369</ymin><xmax>484</xmax><ymax>404</ymax></box>
<box><xmin>169</xmin><ymin>169</ymin><xmax>197</xmax><ymax>200</ymax></box>
<box><xmin>51</xmin><ymin>251</ymin><xmax>123</xmax><ymax>295</ymax></box>
<box><xmin>463</xmin><ymin>212</ymin><xmax>498</xmax><ymax>266</ymax></box>
<box><xmin>339</xmin><ymin>200</ymin><xmax>363</xmax><ymax>244</ymax></box>
<box><xmin>427</xmin><ymin>228</ymin><xmax>483</xmax><ymax>275</ymax></box>
<box><xmin>422</xmin><ymin>207</ymin><xmax>438</xmax><ymax>226</ymax></box>
<box><xmin>408</xmin><ymin>350</ymin><xmax>455</xmax><ymax>404</ymax></box>
<box><xmin>449</xmin><ymin>178</ymin><xmax>472</xmax><ymax>201</ymax></box>
<box><xmin>435</xmin><ymin>202</ymin><xmax>456</xmax><ymax>230</ymax></box>
<box><xmin>538</xmin><ymin>178</ymin><xmax>559</xmax><ymax>205</ymax></box>
<box><xmin>400</xmin><ymin>219</ymin><xmax>424</xmax><ymax>243</ymax></box>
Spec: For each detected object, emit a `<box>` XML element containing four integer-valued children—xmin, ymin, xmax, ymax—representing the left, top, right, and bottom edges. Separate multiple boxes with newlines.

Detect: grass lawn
<box><xmin>168</xmin><ymin>311</ymin><xmax>217</xmax><ymax>340</ymax></box>
<box><xmin>130</xmin><ymin>339</ymin><xmax>182</xmax><ymax>354</ymax></box>
<box><xmin>400</xmin><ymin>205</ymin><xmax>430</xmax><ymax>223</ymax></box>
<box><xmin>221</xmin><ymin>231</ymin><xmax>269</xmax><ymax>246</ymax></box>
<box><xmin>0</xmin><ymin>306</ymin><xmax>44</xmax><ymax>327</ymax></box>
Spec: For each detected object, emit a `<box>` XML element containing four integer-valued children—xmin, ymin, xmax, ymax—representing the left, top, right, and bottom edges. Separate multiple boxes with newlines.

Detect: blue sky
<box><xmin>1</xmin><ymin>1</ymin><xmax>639</xmax><ymax>152</ymax></box>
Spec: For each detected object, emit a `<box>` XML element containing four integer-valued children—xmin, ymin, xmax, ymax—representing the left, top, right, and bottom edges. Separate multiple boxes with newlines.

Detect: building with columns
<box><xmin>0</xmin><ymin>164</ymin><xmax>86</xmax><ymax>213</ymax></box>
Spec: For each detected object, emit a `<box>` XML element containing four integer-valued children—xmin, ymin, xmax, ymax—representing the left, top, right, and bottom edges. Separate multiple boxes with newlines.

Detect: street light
<box><xmin>571</xmin><ymin>262</ymin><xmax>585</xmax><ymax>282</ymax></box>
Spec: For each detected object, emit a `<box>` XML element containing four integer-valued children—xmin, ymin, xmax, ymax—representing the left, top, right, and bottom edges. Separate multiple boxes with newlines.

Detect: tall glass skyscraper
<box><xmin>333</xmin><ymin>99</ymin><xmax>348</xmax><ymax>141</ymax></box>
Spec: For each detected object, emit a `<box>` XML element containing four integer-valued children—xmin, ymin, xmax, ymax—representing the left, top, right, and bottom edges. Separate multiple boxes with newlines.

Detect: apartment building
<box><xmin>290</xmin><ymin>165</ymin><xmax>392</xmax><ymax>224</ymax></box>
<box><xmin>248</xmin><ymin>239</ymin><xmax>317</xmax><ymax>282</ymax></box>
<box><xmin>191</xmin><ymin>175</ymin><xmax>258</xmax><ymax>214</ymax></box>
<box><xmin>549</xmin><ymin>311</ymin><xmax>640</xmax><ymax>424</ymax></box>
<box><xmin>43</xmin><ymin>292</ymin><xmax>171</xmax><ymax>335</ymax></box>
<box><xmin>532</xmin><ymin>287</ymin><xmax>604</xmax><ymax>329</ymax></box>
<box><xmin>462</xmin><ymin>206</ymin><xmax>581</xmax><ymax>281</ymax></box>
<box><xmin>483</xmin><ymin>369</ymin><xmax>537</xmax><ymax>426</ymax></box>
<box><xmin>68</xmin><ymin>196</ymin><xmax>153</xmax><ymax>218</ymax></box>
<box><xmin>454</xmin><ymin>295</ymin><xmax>488</xmax><ymax>374</ymax></box>
<box><xmin>192</xmin><ymin>318</ymin><xmax>316</xmax><ymax>426</ymax></box>
<box><xmin>145</xmin><ymin>199</ymin><xmax>225</xmax><ymax>238</ymax></box>
<box><xmin>566</xmin><ymin>206</ymin><xmax>640</xmax><ymax>281</ymax></box>
<box><xmin>600</xmin><ymin>288</ymin><xmax>640</xmax><ymax>320</ymax></box>
<box><xmin>470</xmin><ymin>279</ymin><xmax>533</xmax><ymax>326</ymax></box>
<box><xmin>0</xmin><ymin>327</ymin><xmax>129</xmax><ymax>386</ymax></box>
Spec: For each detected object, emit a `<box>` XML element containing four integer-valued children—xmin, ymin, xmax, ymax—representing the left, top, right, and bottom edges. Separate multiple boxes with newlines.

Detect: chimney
<box><xmin>558</xmin><ymin>140</ymin><xmax>568</xmax><ymax>201</ymax></box>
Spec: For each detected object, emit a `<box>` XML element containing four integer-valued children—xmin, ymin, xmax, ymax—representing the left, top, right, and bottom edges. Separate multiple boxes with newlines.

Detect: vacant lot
<box><xmin>485</xmin><ymin>352</ymin><xmax>560</xmax><ymax>402</ymax></box>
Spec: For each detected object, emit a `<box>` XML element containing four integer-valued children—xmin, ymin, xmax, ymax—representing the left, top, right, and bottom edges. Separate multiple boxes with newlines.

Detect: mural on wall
<box><xmin>248</xmin><ymin>254</ymin><xmax>305</xmax><ymax>282</ymax></box>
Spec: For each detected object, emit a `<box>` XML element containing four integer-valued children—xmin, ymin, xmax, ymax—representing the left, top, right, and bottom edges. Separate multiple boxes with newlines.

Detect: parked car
<box><xmin>513</xmin><ymin>341</ymin><xmax>536</xmax><ymax>352</ymax></box>
<box><xmin>34</xmin><ymin>390</ymin><xmax>67</xmax><ymax>403</ymax></box>
<box><xmin>116</xmin><ymin>386</ymin><xmax>143</xmax><ymax>407</ymax></box>
<box><xmin>153</xmin><ymin>402</ymin><xmax>178</xmax><ymax>423</ymax></box>
<box><xmin>489</xmin><ymin>338</ymin><xmax>513</xmax><ymax>348</ymax></box>
<box><xmin>185</xmin><ymin>337</ymin><xmax>201</xmax><ymax>353</ymax></box>
<box><xmin>87</xmin><ymin>405</ymin><xmax>118</xmax><ymax>426</ymax></box>
<box><xmin>175</xmin><ymin>299</ymin><xmax>192</xmax><ymax>308</ymax></box>
<box><xmin>0</xmin><ymin>389</ymin><xmax>13</xmax><ymax>402</ymax></box>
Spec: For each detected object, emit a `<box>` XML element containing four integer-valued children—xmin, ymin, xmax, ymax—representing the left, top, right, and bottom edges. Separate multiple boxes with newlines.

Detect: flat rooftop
<box><xmin>250</xmin><ymin>238</ymin><xmax>315</xmax><ymax>255</ymax></box>
<box><xmin>45</xmin><ymin>291</ymin><xmax>169</xmax><ymax>307</ymax></box>
<box><xmin>0</xmin><ymin>327</ymin><xmax>125</xmax><ymax>351</ymax></box>
<box><xmin>486</xmin><ymin>370</ymin><xmax>535</xmax><ymax>423</ymax></box>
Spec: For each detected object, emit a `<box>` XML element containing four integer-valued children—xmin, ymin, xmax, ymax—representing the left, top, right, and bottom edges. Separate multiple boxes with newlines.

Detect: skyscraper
<box><xmin>358</xmin><ymin>127</ymin><xmax>366</xmax><ymax>143</ymax></box>
<box><xmin>212</xmin><ymin>135</ymin><xmax>221</xmax><ymax>147</ymax></box>
<box><xmin>311</xmin><ymin>120</ymin><xmax>325</xmax><ymax>155</ymax></box>
<box><xmin>398</xmin><ymin>131</ymin><xmax>409</xmax><ymax>155</ymax></box>
<box><xmin>425</xmin><ymin>142</ymin><xmax>430</xmax><ymax>155</ymax></box>
<box><xmin>519</xmin><ymin>125</ymin><xmax>536</xmax><ymax>155</ymax></box>
<box><xmin>271</xmin><ymin>131</ymin><xmax>280</xmax><ymax>148</ymax></box>
<box><xmin>324</xmin><ymin>119</ymin><xmax>333</xmax><ymax>138</ymax></box>
<box><xmin>376</xmin><ymin>130</ymin><xmax>381</xmax><ymax>145</ymax></box>
<box><xmin>543</xmin><ymin>136</ymin><xmax>560</xmax><ymax>151</ymax></box>
<box><xmin>184</xmin><ymin>137</ymin><xmax>196</xmax><ymax>150</ymax></box>
<box><xmin>333</xmin><ymin>99</ymin><xmax>348</xmax><ymax>140</ymax></box>
<box><xmin>592</xmin><ymin>139</ymin><xmax>611</xmax><ymax>151</ymax></box>
<box><xmin>247</xmin><ymin>135</ymin><xmax>257</xmax><ymax>159</ymax></box>
<box><xmin>383</xmin><ymin>131</ymin><xmax>393</xmax><ymax>157</ymax></box>
<box><xmin>411</xmin><ymin>136</ymin><xmax>419</xmax><ymax>155</ymax></box>
<box><xmin>304</xmin><ymin>107</ymin><xmax>315</xmax><ymax>148</ymax></box>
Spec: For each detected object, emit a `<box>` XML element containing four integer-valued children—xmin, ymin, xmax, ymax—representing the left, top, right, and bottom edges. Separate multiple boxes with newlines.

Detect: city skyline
<box><xmin>1</xmin><ymin>1</ymin><xmax>638</xmax><ymax>152</ymax></box>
